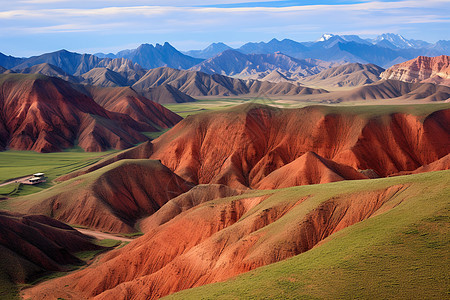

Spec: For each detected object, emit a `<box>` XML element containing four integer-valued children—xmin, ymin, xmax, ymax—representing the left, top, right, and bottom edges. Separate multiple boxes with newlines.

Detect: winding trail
<box><xmin>0</xmin><ymin>175</ymin><xmax>33</xmax><ymax>187</ymax></box>
<box><xmin>76</xmin><ymin>228</ymin><xmax>134</xmax><ymax>242</ymax></box>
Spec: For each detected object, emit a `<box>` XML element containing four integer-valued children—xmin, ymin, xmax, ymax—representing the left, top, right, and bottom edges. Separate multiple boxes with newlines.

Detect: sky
<box><xmin>0</xmin><ymin>0</ymin><xmax>449</xmax><ymax>57</ymax></box>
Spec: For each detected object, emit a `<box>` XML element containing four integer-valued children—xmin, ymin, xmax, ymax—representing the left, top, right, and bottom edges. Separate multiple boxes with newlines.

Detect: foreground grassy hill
<box><xmin>166</xmin><ymin>170</ymin><xmax>449</xmax><ymax>300</ymax></box>
<box><xmin>21</xmin><ymin>170</ymin><xmax>449</xmax><ymax>299</ymax></box>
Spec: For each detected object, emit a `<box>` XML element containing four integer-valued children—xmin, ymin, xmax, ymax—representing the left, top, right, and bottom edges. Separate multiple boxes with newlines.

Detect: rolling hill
<box><xmin>304</xmin><ymin>79</ymin><xmax>450</xmax><ymax>103</ymax></box>
<box><xmin>59</xmin><ymin>103</ymin><xmax>450</xmax><ymax>189</ymax></box>
<box><xmin>4</xmin><ymin>160</ymin><xmax>192</xmax><ymax>233</ymax></box>
<box><xmin>20</xmin><ymin>170</ymin><xmax>450</xmax><ymax>299</ymax></box>
<box><xmin>81</xmin><ymin>68</ymin><xmax>128</xmax><ymax>87</ymax></box>
<box><xmin>0</xmin><ymin>74</ymin><xmax>150</xmax><ymax>152</ymax></box>
<box><xmin>0</xmin><ymin>211</ymin><xmax>103</xmax><ymax>298</ymax></box>
<box><xmin>145</xmin><ymin>104</ymin><xmax>450</xmax><ymax>188</ymax></box>
<box><xmin>138</xmin><ymin>84</ymin><xmax>196</xmax><ymax>104</ymax></box>
<box><xmin>81</xmin><ymin>85</ymin><xmax>183</xmax><ymax>129</ymax></box>
<box><xmin>19</xmin><ymin>63</ymin><xmax>79</xmax><ymax>83</ymax></box>
<box><xmin>298</xmin><ymin>63</ymin><xmax>385</xmax><ymax>88</ymax></box>
<box><xmin>166</xmin><ymin>171</ymin><xmax>449</xmax><ymax>300</ymax></box>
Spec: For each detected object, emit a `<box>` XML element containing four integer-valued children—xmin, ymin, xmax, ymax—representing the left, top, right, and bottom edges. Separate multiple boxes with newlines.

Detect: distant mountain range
<box><xmin>0</xmin><ymin>34</ymin><xmax>449</xmax><ymax>104</ymax></box>
<box><xmin>183</xmin><ymin>42</ymin><xmax>232</xmax><ymax>59</ymax></box>
<box><xmin>186</xmin><ymin>33</ymin><xmax>450</xmax><ymax>67</ymax></box>
<box><xmin>1</xmin><ymin>34</ymin><xmax>447</xmax><ymax>79</ymax></box>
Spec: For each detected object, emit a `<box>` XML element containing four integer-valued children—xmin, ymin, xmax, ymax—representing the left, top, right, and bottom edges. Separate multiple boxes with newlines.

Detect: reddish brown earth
<box><xmin>0</xmin><ymin>210</ymin><xmax>102</xmax><ymax>284</ymax></box>
<box><xmin>33</xmin><ymin>103</ymin><xmax>447</xmax><ymax>238</ymax></box>
<box><xmin>140</xmin><ymin>183</ymin><xmax>246</xmax><ymax>232</ymax></box>
<box><xmin>255</xmin><ymin>151</ymin><xmax>368</xmax><ymax>189</ymax></box>
<box><xmin>381</xmin><ymin>55</ymin><xmax>450</xmax><ymax>86</ymax></box>
<box><xmin>14</xmin><ymin>160</ymin><xmax>192</xmax><ymax>233</ymax></box>
<box><xmin>393</xmin><ymin>153</ymin><xmax>450</xmax><ymax>176</ymax></box>
<box><xmin>82</xmin><ymin>85</ymin><xmax>182</xmax><ymax>130</ymax></box>
<box><xmin>22</xmin><ymin>185</ymin><xmax>408</xmax><ymax>299</ymax></box>
<box><xmin>0</xmin><ymin>74</ymin><xmax>150</xmax><ymax>152</ymax></box>
<box><xmin>144</xmin><ymin>104</ymin><xmax>449</xmax><ymax>188</ymax></box>
<box><xmin>59</xmin><ymin>104</ymin><xmax>450</xmax><ymax>190</ymax></box>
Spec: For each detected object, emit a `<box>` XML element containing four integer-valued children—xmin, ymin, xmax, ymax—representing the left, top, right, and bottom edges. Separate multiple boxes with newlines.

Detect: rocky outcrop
<box><xmin>381</xmin><ymin>55</ymin><xmax>450</xmax><ymax>86</ymax></box>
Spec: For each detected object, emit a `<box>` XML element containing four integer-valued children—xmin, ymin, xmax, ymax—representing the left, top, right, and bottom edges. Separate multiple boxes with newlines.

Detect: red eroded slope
<box><xmin>83</xmin><ymin>85</ymin><xmax>182</xmax><ymax>130</ymax></box>
<box><xmin>0</xmin><ymin>210</ymin><xmax>102</xmax><ymax>284</ymax></box>
<box><xmin>22</xmin><ymin>185</ymin><xmax>408</xmax><ymax>299</ymax></box>
<box><xmin>0</xmin><ymin>74</ymin><xmax>149</xmax><ymax>152</ymax></box>
<box><xmin>393</xmin><ymin>153</ymin><xmax>450</xmax><ymax>176</ymax></box>
<box><xmin>147</xmin><ymin>104</ymin><xmax>449</xmax><ymax>188</ymax></box>
<box><xmin>17</xmin><ymin>160</ymin><xmax>192</xmax><ymax>233</ymax></box>
<box><xmin>140</xmin><ymin>184</ymin><xmax>246</xmax><ymax>232</ymax></box>
<box><xmin>381</xmin><ymin>55</ymin><xmax>450</xmax><ymax>86</ymax></box>
<box><xmin>256</xmin><ymin>151</ymin><xmax>368</xmax><ymax>189</ymax></box>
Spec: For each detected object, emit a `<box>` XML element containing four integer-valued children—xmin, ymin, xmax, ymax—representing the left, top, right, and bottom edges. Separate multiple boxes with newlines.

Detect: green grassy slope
<box><xmin>164</xmin><ymin>97</ymin><xmax>450</xmax><ymax>118</ymax></box>
<box><xmin>0</xmin><ymin>149</ymin><xmax>116</xmax><ymax>196</ymax></box>
<box><xmin>165</xmin><ymin>170</ymin><xmax>450</xmax><ymax>300</ymax></box>
<box><xmin>0</xmin><ymin>159</ymin><xmax>161</xmax><ymax>212</ymax></box>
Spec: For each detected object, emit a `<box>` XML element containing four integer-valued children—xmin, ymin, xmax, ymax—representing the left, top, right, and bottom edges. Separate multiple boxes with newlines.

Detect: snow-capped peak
<box><xmin>375</xmin><ymin>33</ymin><xmax>413</xmax><ymax>48</ymax></box>
<box><xmin>317</xmin><ymin>34</ymin><xmax>335</xmax><ymax>42</ymax></box>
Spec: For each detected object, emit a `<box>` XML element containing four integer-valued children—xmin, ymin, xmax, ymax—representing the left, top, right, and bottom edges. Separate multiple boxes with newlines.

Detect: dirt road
<box><xmin>76</xmin><ymin>228</ymin><xmax>134</xmax><ymax>242</ymax></box>
<box><xmin>0</xmin><ymin>175</ymin><xmax>33</xmax><ymax>187</ymax></box>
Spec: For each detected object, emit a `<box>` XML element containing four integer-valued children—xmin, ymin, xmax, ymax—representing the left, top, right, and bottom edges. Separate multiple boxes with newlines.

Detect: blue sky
<box><xmin>1</xmin><ymin>0</ymin><xmax>449</xmax><ymax>57</ymax></box>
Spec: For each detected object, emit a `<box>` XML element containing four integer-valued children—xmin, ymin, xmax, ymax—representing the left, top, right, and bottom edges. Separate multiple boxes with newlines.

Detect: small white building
<box><xmin>29</xmin><ymin>177</ymin><xmax>43</xmax><ymax>184</ymax></box>
<box><xmin>28</xmin><ymin>173</ymin><xmax>46</xmax><ymax>185</ymax></box>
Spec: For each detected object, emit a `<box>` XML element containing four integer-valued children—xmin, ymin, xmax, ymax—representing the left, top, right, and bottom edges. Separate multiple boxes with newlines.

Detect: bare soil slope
<box><xmin>147</xmin><ymin>104</ymin><xmax>449</xmax><ymax>188</ymax></box>
<box><xmin>299</xmin><ymin>63</ymin><xmax>384</xmax><ymax>88</ymax></box>
<box><xmin>8</xmin><ymin>160</ymin><xmax>192</xmax><ymax>233</ymax></box>
<box><xmin>381</xmin><ymin>55</ymin><xmax>450</xmax><ymax>86</ymax></box>
<box><xmin>82</xmin><ymin>85</ymin><xmax>182</xmax><ymax>130</ymax></box>
<box><xmin>0</xmin><ymin>74</ymin><xmax>149</xmax><ymax>152</ymax></box>
<box><xmin>0</xmin><ymin>211</ymin><xmax>102</xmax><ymax>291</ymax></box>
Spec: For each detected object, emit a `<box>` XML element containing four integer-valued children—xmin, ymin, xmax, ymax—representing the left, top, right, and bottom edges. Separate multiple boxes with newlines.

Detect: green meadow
<box><xmin>0</xmin><ymin>148</ymin><xmax>117</xmax><ymax>196</ymax></box>
<box><xmin>164</xmin><ymin>97</ymin><xmax>450</xmax><ymax>118</ymax></box>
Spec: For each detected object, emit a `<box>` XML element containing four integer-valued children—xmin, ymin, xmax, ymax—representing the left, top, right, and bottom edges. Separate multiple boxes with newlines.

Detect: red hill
<box><xmin>81</xmin><ymin>85</ymin><xmax>182</xmax><ymax>130</ymax></box>
<box><xmin>12</xmin><ymin>160</ymin><xmax>192</xmax><ymax>233</ymax></box>
<box><xmin>0</xmin><ymin>211</ymin><xmax>102</xmax><ymax>288</ymax></box>
<box><xmin>22</xmin><ymin>184</ymin><xmax>411</xmax><ymax>299</ymax></box>
<box><xmin>381</xmin><ymin>55</ymin><xmax>450</xmax><ymax>86</ymax></box>
<box><xmin>0</xmin><ymin>74</ymin><xmax>150</xmax><ymax>152</ymax></box>
<box><xmin>148</xmin><ymin>104</ymin><xmax>449</xmax><ymax>188</ymax></box>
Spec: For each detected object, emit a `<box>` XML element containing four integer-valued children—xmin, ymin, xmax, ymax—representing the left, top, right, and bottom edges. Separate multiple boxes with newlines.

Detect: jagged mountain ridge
<box><xmin>189</xmin><ymin>49</ymin><xmax>336</xmax><ymax>81</ymax></box>
<box><xmin>132</xmin><ymin>67</ymin><xmax>327</xmax><ymax>97</ymax></box>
